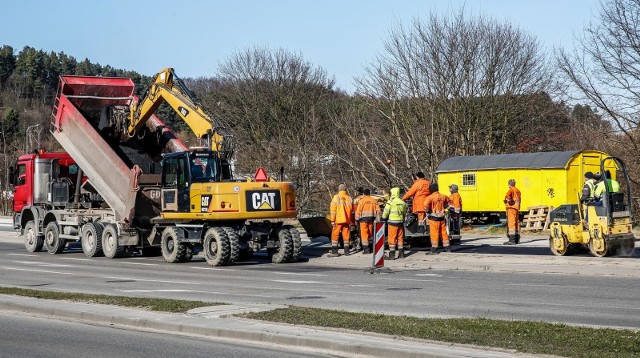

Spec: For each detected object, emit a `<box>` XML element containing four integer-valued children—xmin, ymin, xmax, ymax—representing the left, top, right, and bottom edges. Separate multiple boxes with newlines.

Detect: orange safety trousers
<box><xmin>507</xmin><ymin>208</ymin><xmax>520</xmax><ymax>236</ymax></box>
<box><xmin>387</xmin><ymin>224</ymin><xmax>404</xmax><ymax>250</ymax></box>
<box><xmin>331</xmin><ymin>223</ymin><xmax>350</xmax><ymax>247</ymax></box>
<box><xmin>429</xmin><ymin>220</ymin><xmax>449</xmax><ymax>247</ymax></box>
<box><xmin>359</xmin><ymin>221</ymin><xmax>373</xmax><ymax>246</ymax></box>
<box><xmin>416</xmin><ymin>212</ymin><xmax>426</xmax><ymax>222</ymax></box>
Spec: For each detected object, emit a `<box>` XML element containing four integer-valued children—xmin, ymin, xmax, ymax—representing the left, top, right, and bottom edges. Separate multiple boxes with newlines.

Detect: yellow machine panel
<box><xmin>436</xmin><ymin>150</ymin><xmax>615</xmax><ymax>214</ymax></box>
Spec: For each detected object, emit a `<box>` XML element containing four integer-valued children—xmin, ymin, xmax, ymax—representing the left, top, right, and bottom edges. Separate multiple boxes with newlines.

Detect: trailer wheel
<box><xmin>81</xmin><ymin>222</ymin><xmax>104</xmax><ymax>257</ymax></box>
<box><xmin>287</xmin><ymin>226</ymin><xmax>302</xmax><ymax>263</ymax></box>
<box><xmin>222</xmin><ymin>227</ymin><xmax>240</xmax><ymax>264</ymax></box>
<box><xmin>102</xmin><ymin>224</ymin><xmax>125</xmax><ymax>258</ymax></box>
<box><xmin>24</xmin><ymin>220</ymin><xmax>43</xmax><ymax>252</ymax></box>
<box><xmin>271</xmin><ymin>227</ymin><xmax>293</xmax><ymax>264</ymax></box>
<box><xmin>160</xmin><ymin>227</ymin><xmax>187</xmax><ymax>263</ymax></box>
<box><xmin>203</xmin><ymin>228</ymin><xmax>230</xmax><ymax>266</ymax></box>
<box><xmin>45</xmin><ymin>222</ymin><xmax>65</xmax><ymax>254</ymax></box>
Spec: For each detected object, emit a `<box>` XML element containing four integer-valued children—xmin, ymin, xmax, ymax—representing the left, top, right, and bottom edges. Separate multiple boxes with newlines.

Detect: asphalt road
<box><xmin>1</xmin><ymin>232</ymin><xmax>639</xmax><ymax>329</ymax></box>
<box><xmin>0</xmin><ymin>311</ymin><xmax>332</xmax><ymax>358</ymax></box>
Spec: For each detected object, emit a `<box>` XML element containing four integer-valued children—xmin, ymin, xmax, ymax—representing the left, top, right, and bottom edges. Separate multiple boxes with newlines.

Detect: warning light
<box><xmin>254</xmin><ymin>167</ymin><xmax>268</xmax><ymax>182</ymax></box>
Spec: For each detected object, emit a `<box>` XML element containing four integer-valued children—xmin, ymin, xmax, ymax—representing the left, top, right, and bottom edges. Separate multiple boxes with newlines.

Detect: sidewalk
<box><xmin>0</xmin><ymin>294</ymin><xmax>549</xmax><ymax>358</ymax></box>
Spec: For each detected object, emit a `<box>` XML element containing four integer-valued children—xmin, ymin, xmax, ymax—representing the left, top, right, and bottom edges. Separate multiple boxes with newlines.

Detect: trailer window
<box><xmin>462</xmin><ymin>173</ymin><xmax>476</xmax><ymax>186</ymax></box>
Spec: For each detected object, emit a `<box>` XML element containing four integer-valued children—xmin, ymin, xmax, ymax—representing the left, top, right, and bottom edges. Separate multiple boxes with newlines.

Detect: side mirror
<box><xmin>8</xmin><ymin>166</ymin><xmax>15</xmax><ymax>186</ymax></box>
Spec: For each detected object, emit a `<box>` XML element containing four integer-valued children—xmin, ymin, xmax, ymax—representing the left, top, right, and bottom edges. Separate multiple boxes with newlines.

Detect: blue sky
<box><xmin>1</xmin><ymin>0</ymin><xmax>599</xmax><ymax>92</ymax></box>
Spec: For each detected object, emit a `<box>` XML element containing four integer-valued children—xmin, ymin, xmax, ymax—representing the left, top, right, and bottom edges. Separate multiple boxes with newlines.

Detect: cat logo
<box><xmin>246</xmin><ymin>190</ymin><xmax>281</xmax><ymax>212</ymax></box>
<box><xmin>178</xmin><ymin>106</ymin><xmax>190</xmax><ymax>118</ymax></box>
<box><xmin>201</xmin><ymin>195</ymin><xmax>212</xmax><ymax>212</ymax></box>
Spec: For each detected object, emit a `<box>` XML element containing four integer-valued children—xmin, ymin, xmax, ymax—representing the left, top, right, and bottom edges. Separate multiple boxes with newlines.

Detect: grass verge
<box><xmin>242</xmin><ymin>306</ymin><xmax>640</xmax><ymax>358</ymax></box>
<box><xmin>0</xmin><ymin>287</ymin><xmax>218</xmax><ymax>313</ymax></box>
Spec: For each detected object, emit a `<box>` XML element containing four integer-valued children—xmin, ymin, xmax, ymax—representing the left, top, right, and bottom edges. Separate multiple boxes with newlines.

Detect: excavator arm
<box><xmin>127</xmin><ymin>68</ymin><xmax>233</xmax><ymax>159</ymax></box>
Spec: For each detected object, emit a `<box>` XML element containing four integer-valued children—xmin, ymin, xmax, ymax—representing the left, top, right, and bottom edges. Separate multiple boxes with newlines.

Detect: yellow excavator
<box><xmin>548</xmin><ymin>157</ymin><xmax>635</xmax><ymax>257</ymax></box>
<box><xmin>114</xmin><ymin>68</ymin><xmax>299</xmax><ymax>265</ymax></box>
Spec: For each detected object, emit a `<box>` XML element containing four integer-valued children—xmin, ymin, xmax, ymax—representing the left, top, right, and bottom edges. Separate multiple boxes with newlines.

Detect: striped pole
<box><xmin>373</xmin><ymin>221</ymin><xmax>385</xmax><ymax>268</ymax></box>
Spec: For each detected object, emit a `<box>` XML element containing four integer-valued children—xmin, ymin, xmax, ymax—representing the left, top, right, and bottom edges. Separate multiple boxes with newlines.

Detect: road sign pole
<box><xmin>373</xmin><ymin>221</ymin><xmax>385</xmax><ymax>268</ymax></box>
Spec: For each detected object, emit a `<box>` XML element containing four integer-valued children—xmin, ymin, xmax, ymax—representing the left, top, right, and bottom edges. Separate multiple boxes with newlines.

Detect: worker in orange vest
<box><xmin>402</xmin><ymin>172</ymin><xmax>431</xmax><ymax>229</ymax></box>
<box><xmin>503</xmin><ymin>179</ymin><xmax>522</xmax><ymax>245</ymax></box>
<box><xmin>423</xmin><ymin>183</ymin><xmax>451</xmax><ymax>255</ymax></box>
<box><xmin>329</xmin><ymin>184</ymin><xmax>354</xmax><ymax>257</ymax></box>
<box><xmin>447</xmin><ymin>184</ymin><xmax>462</xmax><ymax>237</ymax></box>
<box><xmin>354</xmin><ymin>188</ymin><xmax>381</xmax><ymax>254</ymax></box>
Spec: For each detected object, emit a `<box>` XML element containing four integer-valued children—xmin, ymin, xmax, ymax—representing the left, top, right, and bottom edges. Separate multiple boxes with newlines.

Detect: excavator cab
<box><xmin>549</xmin><ymin>156</ymin><xmax>635</xmax><ymax>257</ymax></box>
<box><xmin>160</xmin><ymin>149</ymin><xmax>222</xmax><ymax>213</ymax></box>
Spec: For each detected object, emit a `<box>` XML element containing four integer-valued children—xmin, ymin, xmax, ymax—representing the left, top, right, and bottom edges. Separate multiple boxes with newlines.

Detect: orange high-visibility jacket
<box><xmin>449</xmin><ymin>192</ymin><xmax>462</xmax><ymax>212</ymax></box>
<box><xmin>355</xmin><ymin>195</ymin><xmax>381</xmax><ymax>222</ymax></box>
<box><xmin>330</xmin><ymin>191</ymin><xmax>354</xmax><ymax>224</ymax></box>
<box><xmin>423</xmin><ymin>191</ymin><xmax>450</xmax><ymax>219</ymax></box>
<box><xmin>402</xmin><ymin>178</ymin><xmax>431</xmax><ymax>213</ymax></box>
<box><xmin>504</xmin><ymin>187</ymin><xmax>521</xmax><ymax>211</ymax></box>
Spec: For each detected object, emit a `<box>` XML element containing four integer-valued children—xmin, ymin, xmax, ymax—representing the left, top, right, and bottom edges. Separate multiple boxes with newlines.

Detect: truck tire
<box><xmin>45</xmin><ymin>222</ymin><xmax>65</xmax><ymax>254</ymax></box>
<box><xmin>287</xmin><ymin>226</ymin><xmax>302</xmax><ymax>263</ymax></box>
<box><xmin>222</xmin><ymin>227</ymin><xmax>240</xmax><ymax>264</ymax></box>
<box><xmin>203</xmin><ymin>227</ymin><xmax>230</xmax><ymax>266</ymax></box>
<box><xmin>24</xmin><ymin>220</ymin><xmax>43</xmax><ymax>252</ymax></box>
<box><xmin>271</xmin><ymin>227</ymin><xmax>293</xmax><ymax>264</ymax></box>
<box><xmin>160</xmin><ymin>227</ymin><xmax>187</xmax><ymax>263</ymax></box>
<box><xmin>81</xmin><ymin>222</ymin><xmax>104</xmax><ymax>257</ymax></box>
<box><xmin>102</xmin><ymin>224</ymin><xmax>125</xmax><ymax>258</ymax></box>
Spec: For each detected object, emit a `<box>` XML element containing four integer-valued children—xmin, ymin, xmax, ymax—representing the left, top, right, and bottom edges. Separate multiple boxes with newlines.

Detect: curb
<box><xmin>0</xmin><ymin>298</ymin><xmax>536</xmax><ymax>358</ymax></box>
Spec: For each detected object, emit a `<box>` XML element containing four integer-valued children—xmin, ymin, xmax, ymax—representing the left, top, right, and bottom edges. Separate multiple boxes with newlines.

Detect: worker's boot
<box><xmin>327</xmin><ymin>246</ymin><xmax>341</xmax><ymax>257</ymax></box>
<box><xmin>503</xmin><ymin>235</ymin><xmax>516</xmax><ymax>245</ymax></box>
<box><xmin>514</xmin><ymin>234</ymin><xmax>521</xmax><ymax>245</ymax></box>
<box><xmin>363</xmin><ymin>245</ymin><xmax>371</xmax><ymax>254</ymax></box>
<box><xmin>426</xmin><ymin>247</ymin><xmax>438</xmax><ymax>255</ymax></box>
<box><xmin>397</xmin><ymin>249</ymin><xmax>405</xmax><ymax>259</ymax></box>
<box><xmin>444</xmin><ymin>245</ymin><xmax>451</xmax><ymax>253</ymax></box>
<box><xmin>387</xmin><ymin>250</ymin><xmax>396</xmax><ymax>260</ymax></box>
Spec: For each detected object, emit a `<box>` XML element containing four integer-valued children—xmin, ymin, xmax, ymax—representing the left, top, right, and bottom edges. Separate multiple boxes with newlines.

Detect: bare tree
<box><xmin>556</xmin><ymin>0</ymin><xmax>640</xmax><ymax>173</ymax></box>
<box><xmin>346</xmin><ymin>9</ymin><xmax>553</xmax><ymax>186</ymax></box>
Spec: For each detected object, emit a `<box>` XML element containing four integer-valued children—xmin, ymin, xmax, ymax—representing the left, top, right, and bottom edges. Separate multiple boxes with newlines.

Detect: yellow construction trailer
<box><xmin>436</xmin><ymin>150</ymin><xmax>615</xmax><ymax>222</ymax></box>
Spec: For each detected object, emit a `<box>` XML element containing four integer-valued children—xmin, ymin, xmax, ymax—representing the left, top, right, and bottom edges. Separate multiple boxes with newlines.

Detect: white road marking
<box><xmin>415</xmin><ymin>273</ymin><xmax>443</xmax><ymax>277</ymax></box>
<box><xmin>374</xmin><ymin>277</ymin><xmax>446</xmax><ymax>283</ymax></box>
<box><xmin>118</xmin><ymin>289</ymin><xmax>276</xmax><ymax>298</ymax></box>
<box><xmin>190</xmin><ymin>267</ymin><xmax>238</xmax><ymax>271</ymax></box>
<box><xmin>12</xmin><ymin>261</ymin><xmax>74</xmax><ymax>268</ymax></box>
<box><xmin>4</xmin><ymin>267</ymin><xmax>73</xmax><ymax>275</ymax></box>
<box><xmin>58</xmin><ymin>257</ymin><xmax>93</xmax><ymax>262</ymax></box>
<box><xmin>102</xmin><ymin>276</ymin><xmax>200</xmax><ymax>285</ymax></box>
<box><xmin>5</xmin><ymin>253</ymin><xmax>37</xmax><ymax>257</ymax></box>
<box><xmin>270</xmin><ymin>279</ymin><xmax>324</xmax><ymax>284</ymax></box>
<box><xmin>506</xmin><ymin>283</ymin><xmax>592</xmax><ymax>289</ymax></box>
<box><xmin>119</xmin><ymin>262</ymin><xmax>158</xmax><ymax>266</ymax></box>
<box><xmin>270</xmin><ymin>271</ymin><xmax>327</xmax><ymax>277</ymax></box>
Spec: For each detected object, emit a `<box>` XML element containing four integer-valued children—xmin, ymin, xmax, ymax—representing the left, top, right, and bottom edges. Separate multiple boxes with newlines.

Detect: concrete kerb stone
<box><xmin>0</xmin><ymin>295</ymin><xmax>543</xmax><ymax>358</ymax></box>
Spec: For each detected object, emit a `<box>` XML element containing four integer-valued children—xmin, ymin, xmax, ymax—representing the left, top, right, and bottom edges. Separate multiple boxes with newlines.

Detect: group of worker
<box><xmin>328</xmin><ymin>172</ymin><xmax>463</xmax><ymax>259</ymax></box>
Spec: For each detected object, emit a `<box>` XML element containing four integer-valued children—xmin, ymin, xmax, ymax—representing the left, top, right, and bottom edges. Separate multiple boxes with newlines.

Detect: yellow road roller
<box><xmin>548</xmin><ymin>157</ymin><xmax>635</xmax><ymax>257</ymax></box>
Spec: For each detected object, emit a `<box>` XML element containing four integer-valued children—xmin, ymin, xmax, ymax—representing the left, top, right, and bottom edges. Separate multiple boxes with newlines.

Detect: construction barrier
<box><xmin>373</xmin><ymin>222</ymin><xmax>385</xmax><ymax>268</ymax></box>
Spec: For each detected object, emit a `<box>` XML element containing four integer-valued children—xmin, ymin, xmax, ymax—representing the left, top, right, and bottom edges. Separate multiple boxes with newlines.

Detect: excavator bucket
<box><xmin>298</xmin><ymin>215</ymin><xmax>332</xmax><ymax>238</ymax></box>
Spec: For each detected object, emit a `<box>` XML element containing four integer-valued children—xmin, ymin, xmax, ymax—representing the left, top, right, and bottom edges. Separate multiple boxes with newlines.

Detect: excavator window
<box><xmin>189</xmin><ymin>154</ymin><xmax>220</xmax><ymax>183</ymax></box>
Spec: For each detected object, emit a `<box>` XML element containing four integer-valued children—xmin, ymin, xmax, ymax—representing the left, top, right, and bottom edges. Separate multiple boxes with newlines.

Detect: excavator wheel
<box><xmin>222</xmin><ymin>227</ymin><xmax>240</xmax><ymax>265</ymax></box>
<box><xmin>45</xmin><ymin>222</ymin><xmax>65</xmax><ymax>254</ymax></box>
<box><xmin>286</xmin><ymin>226</ymin><xmax>302</xmax><ymax>263</ymax></box>
<box><xmin>271</xmin><ymin>227</ymin><xmax>293</xmax><ymax>264</ymax></box>
<box><xmin>81</xmin><ymin>222</ymin><xmax>104</xmax><ymax>257</ymax></box>
<box><xmin>549</xmin><ymin>224</ymin><xmax>569</xmax><ymax>256</ymax></box>
<box><xmin>160</xmin><ymin>227</ymin><xmax>187</xmax><ymax>263</ymax></box>
<box><xmin>588</xmin><ymin>228</ymin><xmax>609</xmax><ymax>257</ymax></box>
<box><xmin>102</xmin><ymin>224</ymin><xmax>125</xmax><ymax>259</ymax></box>
<box><xmin>203</xmin><ymin>227</ymin><xmax>230</xmax><ymax>266</ymax></box>
<box><xmin>23</xmin><ymin>220</ymin><xmax>43</xmax><ymax>253</ymax></box>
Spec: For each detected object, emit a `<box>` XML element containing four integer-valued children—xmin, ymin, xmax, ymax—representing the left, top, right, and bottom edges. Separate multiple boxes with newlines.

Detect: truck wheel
<box><xmin>102</xmin><ymin>224</ymin><xmax>125</xmax><ymax>258</ymax></box>
<box><xmin>271</xmin><ymin>228</ymin><xmax>293</xmax><ymax>264</ymax></box>
<box><xmin>161</xmin><ymin>227</ymin><xmax>187</xmax><ymax>263</ymax></box>
<box><xmin>81</xmin><ymin>222</ymin><xmax>104</xmax><ymax>257</ymax></box>
<box><xmin>287</xmin><ymin>226</ymin><xmax>302</xmax><ymax>263</ymax></box>
<box><xmin>203</xmin><ymin>228</ymin><xmax>230</xmax><ymax>266</ymax></box>
<box><xmin>24</xmin><ymin>220</ymin><xmax>43</xmax><ymax>252</ymax></box>
<box><xmin>45</xmin><ymin>222</ymin><xmax>65</xmax><ymax>254</ymax></box>
<box><xmin>222</xmin><ymin>227</ymin><xmax>240</xmax><ymax>264</ymax></box>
